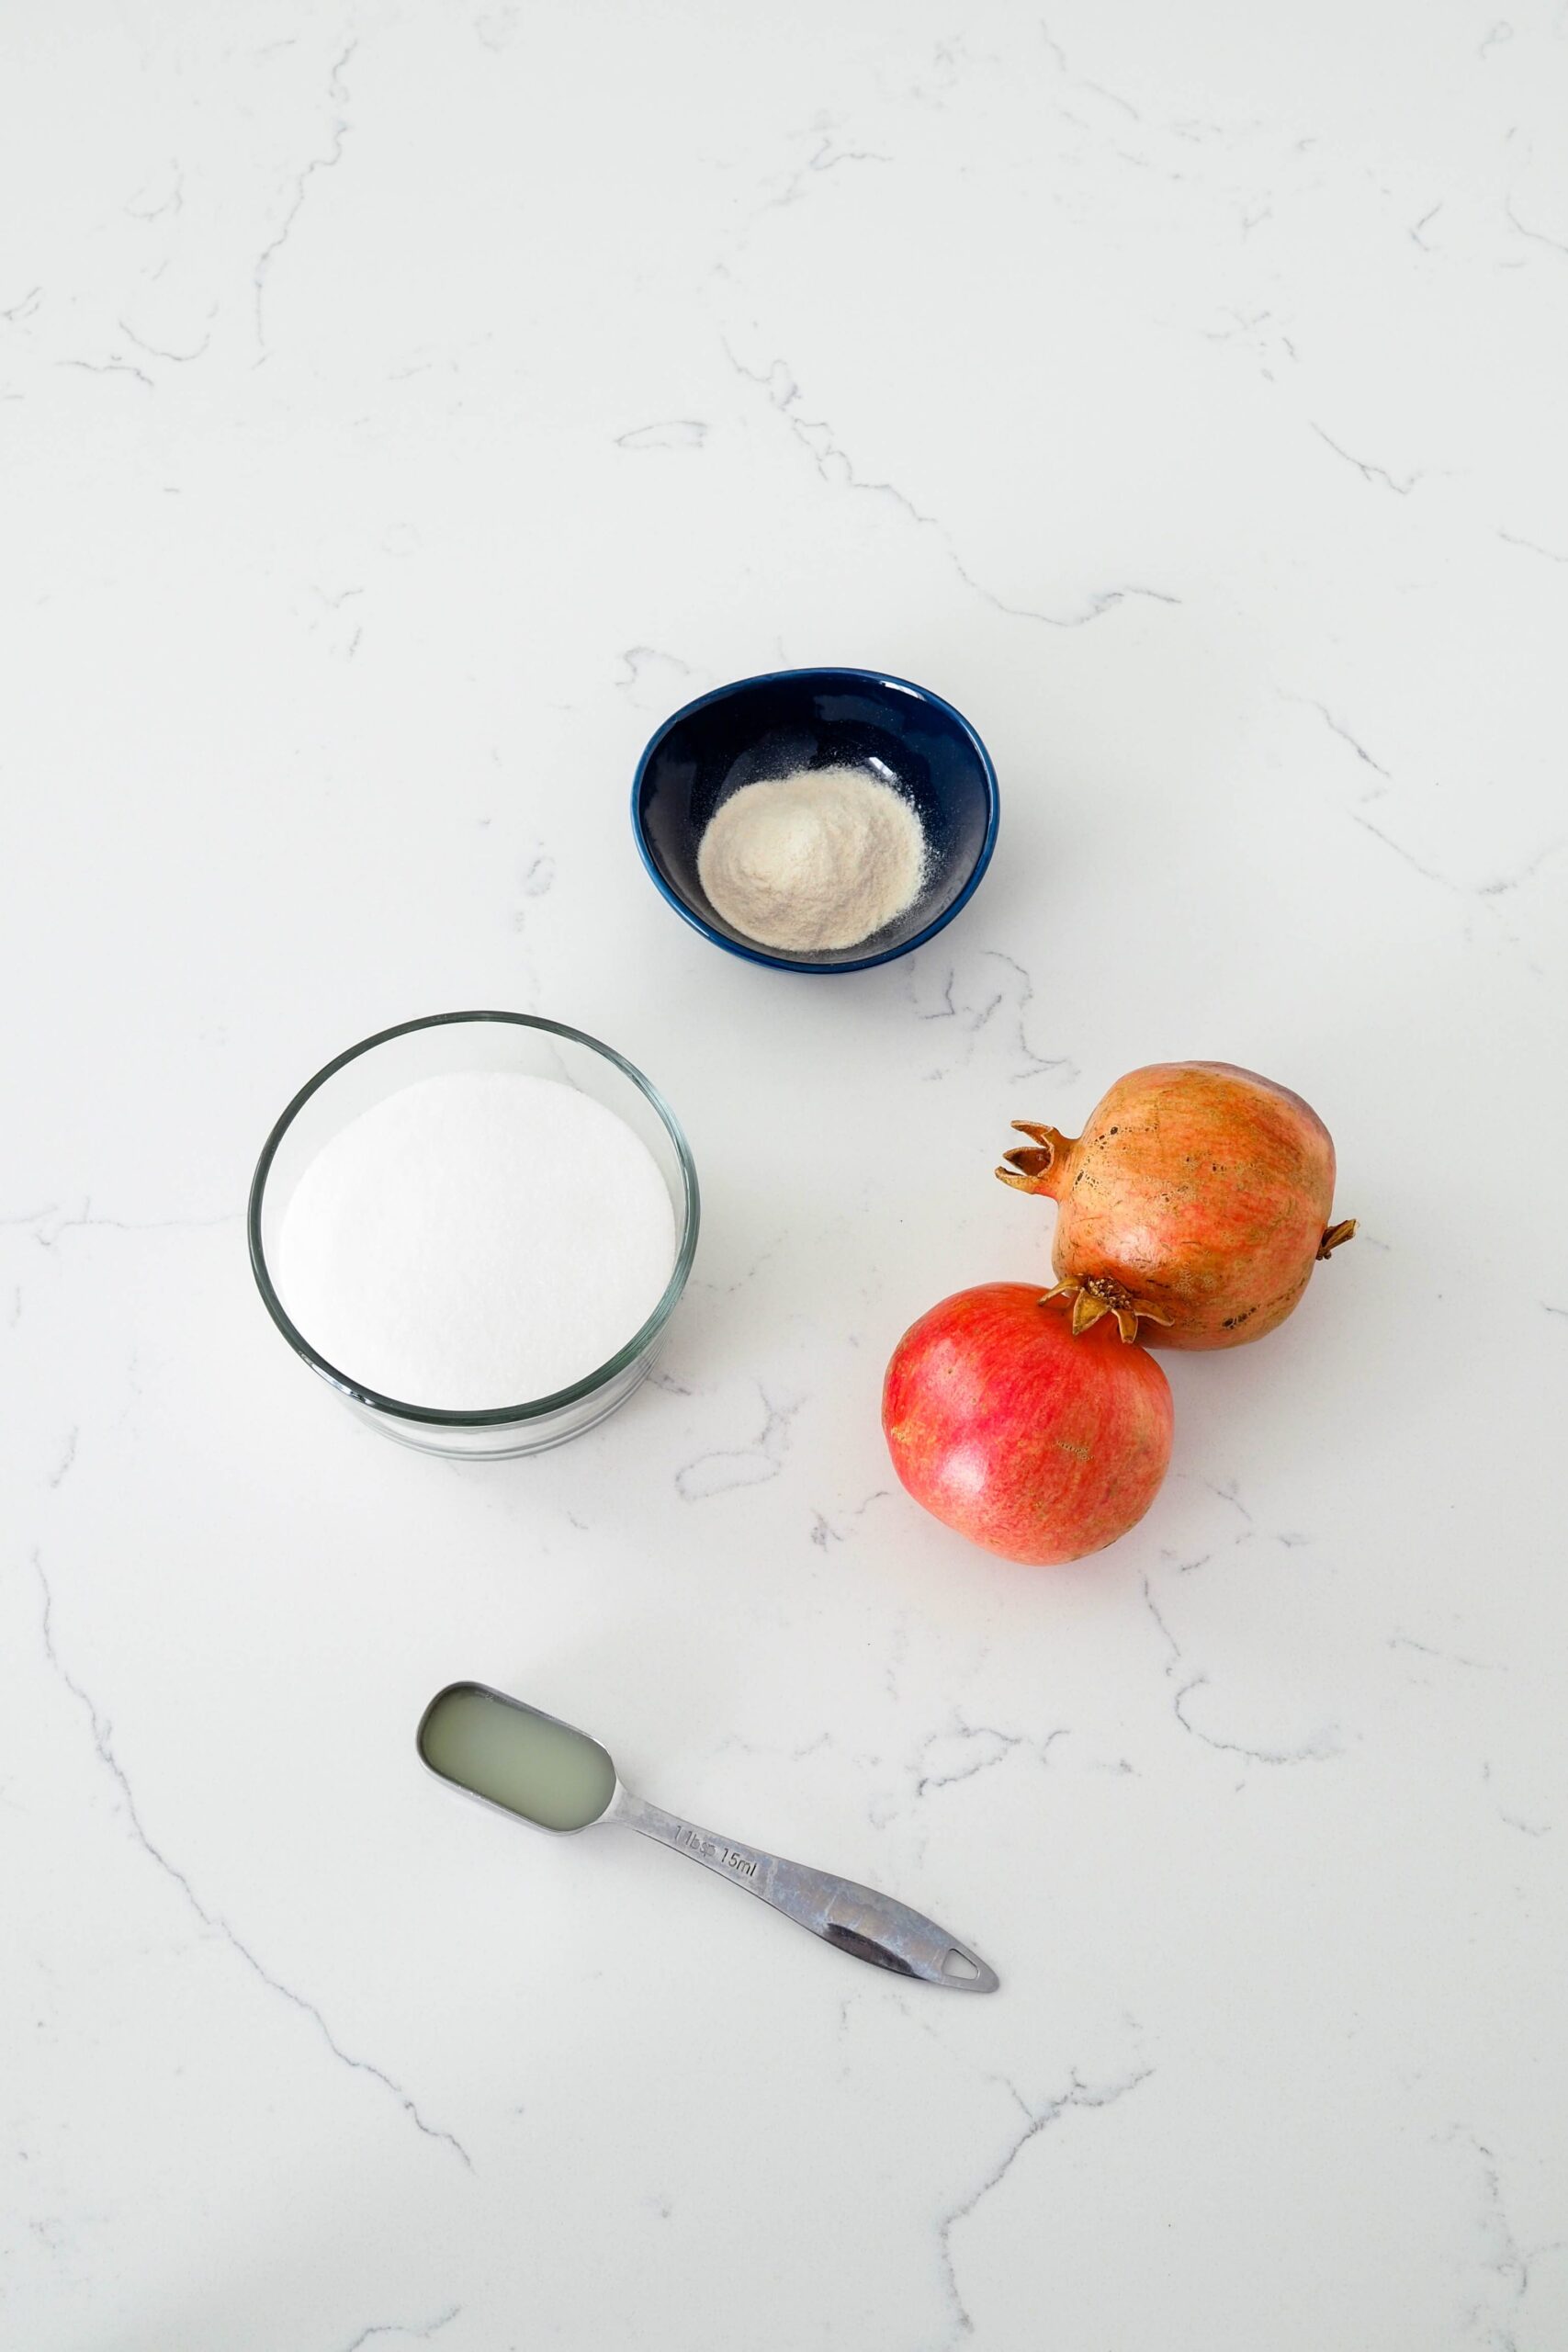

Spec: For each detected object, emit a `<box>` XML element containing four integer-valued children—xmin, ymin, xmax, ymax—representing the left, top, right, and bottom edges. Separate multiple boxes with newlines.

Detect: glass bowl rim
<box><xmin>629</xmin><ymin>663</ymin><xmax>1001</xmax><ymax>975</ymax></box>
<box><xmin>247</xmin><ymin>1011</ymin><xmax>701</xmax><ymax>1428</ymax></box>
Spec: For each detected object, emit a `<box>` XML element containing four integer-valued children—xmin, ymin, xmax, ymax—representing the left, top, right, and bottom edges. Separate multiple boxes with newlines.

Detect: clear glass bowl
<box><xmin>248</xmin><ymin>1012</ymin><xmax>700</xmax><ymax>1457</ymax></box>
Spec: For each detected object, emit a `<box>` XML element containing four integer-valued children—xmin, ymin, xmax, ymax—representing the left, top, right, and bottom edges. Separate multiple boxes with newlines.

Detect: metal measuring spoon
<box><xmin>418</xmin><ymin>1681</ymin><xmax>998</xmax><ymax>1993</ymax></box>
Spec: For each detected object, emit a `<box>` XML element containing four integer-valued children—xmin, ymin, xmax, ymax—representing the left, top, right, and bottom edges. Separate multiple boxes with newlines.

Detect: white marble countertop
<box><xmin>5</xmin><ymin>4</ymin><xmax>1567</xmax><ymax>2346</ymax></box>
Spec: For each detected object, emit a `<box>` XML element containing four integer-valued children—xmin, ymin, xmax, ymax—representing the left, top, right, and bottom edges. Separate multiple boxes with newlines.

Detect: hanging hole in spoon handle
<box><xmin>615</xmin><ymin>1791</ymin><xmax>1000</xmax><ymax>1993</ymax></box>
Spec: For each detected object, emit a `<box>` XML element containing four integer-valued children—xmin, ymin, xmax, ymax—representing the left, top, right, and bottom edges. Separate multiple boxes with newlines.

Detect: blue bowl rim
<box><xmin>630</xmin><ymin>664</ymin><xmax>1000</xmax><ymax>975</ymax></box>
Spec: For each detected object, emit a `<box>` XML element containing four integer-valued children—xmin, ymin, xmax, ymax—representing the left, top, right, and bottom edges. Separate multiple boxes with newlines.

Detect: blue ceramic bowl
<box><xmin>631</xmin><ymin>667</ymin><xmax>999</xmax><ymax>973</ymax></box>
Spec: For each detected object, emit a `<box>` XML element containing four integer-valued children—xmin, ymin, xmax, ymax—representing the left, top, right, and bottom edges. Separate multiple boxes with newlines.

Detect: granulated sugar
<box><xmin>697</xmin><ymin>765</ymin><xmax>928</xmax><ymax>954</ymax></box>
<box><xmin>276</xmin><ymin>1071</ymin><xmax>676</xmax><ymax>1409</ymax></box>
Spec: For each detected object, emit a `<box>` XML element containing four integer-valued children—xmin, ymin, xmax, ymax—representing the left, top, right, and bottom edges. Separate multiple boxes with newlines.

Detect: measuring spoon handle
<box><xmin>612</xmin><ymin>1790</ymin><xmax>998</xmax><ymax>1992</ymax></box>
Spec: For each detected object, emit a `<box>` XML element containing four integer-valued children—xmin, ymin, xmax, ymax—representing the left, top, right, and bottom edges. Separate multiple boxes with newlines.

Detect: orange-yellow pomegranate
<box><xmin>997</xmin><ymin>1061</ymin><xmax>1355</xmax><ymax>1351</ymax></box>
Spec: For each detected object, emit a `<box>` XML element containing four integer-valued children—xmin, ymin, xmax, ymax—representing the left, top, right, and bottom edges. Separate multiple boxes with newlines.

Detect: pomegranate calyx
<box><xmin>1039</xmin><ymin>1274</ymin><xmax>1175</xmax><ymax>1344</ymax></box>
<box><xmin>996</xmin><ymin>1122</ymin><xmax>1077</xmax><ymax>1197</ymax></box>
<box><xmin>1316</xmin><ymin>1218</ymin><xmax>1358</xmax><ymax>1260</ymax></box>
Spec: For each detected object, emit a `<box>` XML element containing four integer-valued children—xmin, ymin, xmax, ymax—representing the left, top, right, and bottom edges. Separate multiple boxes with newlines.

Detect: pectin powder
<box><xmin>697</xmin><ymin>765</ymin><xmax>928</xmax><ymax>954</ymax></box>
<box><xmin>276</xmin><ymin>1071</ymin><xmax>676</xmax><ymax>1409</ymax></box>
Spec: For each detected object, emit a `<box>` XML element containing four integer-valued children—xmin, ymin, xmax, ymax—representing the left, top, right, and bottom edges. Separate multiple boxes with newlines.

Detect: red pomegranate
<box><xmin>998</xmin><ymin>1061</ymin><xmax>1355</xmax><ymax>1350</ymax></box>
<box><xmin>882</xmin><ymin>1283</ymin><xmax>1173</xmax><ymax>1566</ymax></box>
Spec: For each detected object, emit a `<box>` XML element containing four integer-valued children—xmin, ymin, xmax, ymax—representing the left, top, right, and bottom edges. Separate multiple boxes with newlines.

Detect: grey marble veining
<box><xmin>3</xmin><ymin>2</ymin><xmax>1566</xmax><ymax>2346</ymax></box>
